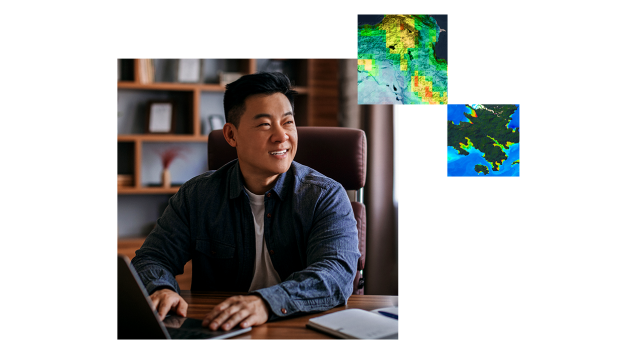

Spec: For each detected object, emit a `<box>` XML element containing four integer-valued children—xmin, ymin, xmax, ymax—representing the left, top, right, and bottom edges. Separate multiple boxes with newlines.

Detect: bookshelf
<box><xmin>117</xmin><ymin>59</ymin><xmax>341</xmax><ymax>279</ymax></box>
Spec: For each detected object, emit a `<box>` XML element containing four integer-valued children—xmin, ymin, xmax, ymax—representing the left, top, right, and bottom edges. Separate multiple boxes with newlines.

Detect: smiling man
<box><xmin>225</xmin><ymin>89</ymin><xmax>297</xmax><ymax>195</ymax></box>
<box><xmin>131</xmin><ymin>72</ymin><xmax>360</xmax><ymax>333</ymax></box>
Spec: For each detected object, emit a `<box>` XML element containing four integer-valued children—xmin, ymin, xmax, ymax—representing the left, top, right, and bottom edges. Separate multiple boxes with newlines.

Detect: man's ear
<box><xmin>222</xmin><ymin>123</ymin><xmax>238</xmax><ymax>148</ymax></box>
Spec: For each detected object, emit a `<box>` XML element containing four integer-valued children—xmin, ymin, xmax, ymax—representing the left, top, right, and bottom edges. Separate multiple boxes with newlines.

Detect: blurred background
<box><xmin>117</xmin><ymin>58</ymin><xmax>398</xmax><ymax>295</ymax></box>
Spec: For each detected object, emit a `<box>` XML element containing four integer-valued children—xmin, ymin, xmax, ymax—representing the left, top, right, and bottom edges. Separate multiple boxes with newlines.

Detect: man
<box><xmin>132</xmin><ymin>72</ymin><xmax>360</xmax><ymax>332</ymax></box>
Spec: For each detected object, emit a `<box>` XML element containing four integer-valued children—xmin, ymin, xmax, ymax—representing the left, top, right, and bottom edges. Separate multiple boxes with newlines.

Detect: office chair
<box><xmin>207</xmin><ymin>126</ymin><xmax>367</xmax><ymax>295</ymax></box>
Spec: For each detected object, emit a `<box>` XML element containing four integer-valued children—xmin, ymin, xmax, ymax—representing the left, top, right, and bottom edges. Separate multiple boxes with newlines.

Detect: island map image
<box><xmin>448</xmin><ymin>104</ymin><xmax>520</xmax><ymax>176</ymax></box>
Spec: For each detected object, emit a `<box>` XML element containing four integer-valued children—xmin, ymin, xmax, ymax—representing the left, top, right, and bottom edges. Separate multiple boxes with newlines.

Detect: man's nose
<box><xmin>271</xmin><ymin>124</ymin><xmax>289</xmax><ymax>142</ymax></box>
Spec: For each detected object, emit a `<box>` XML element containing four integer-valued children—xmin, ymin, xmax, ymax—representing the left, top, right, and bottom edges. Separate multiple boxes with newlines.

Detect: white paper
<box><xmin>308</xmin><ymin>309</ymin><xmax>398</xmax><ymax>339</ymax></box>
<box><xmin>149</xmin><ymin>103</ymin><xmax>172</xmax><ymax>132</ymax></box>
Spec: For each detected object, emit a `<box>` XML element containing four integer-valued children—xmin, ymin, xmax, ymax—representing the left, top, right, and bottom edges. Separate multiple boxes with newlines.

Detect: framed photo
<box><xmin>146</xmin><ymin>100</ymin><xmax>175</xmax><ymax>134</ymax></box>
<box><xmin>176</xmin><ymin>59</ymin><xmax>203</xmax><ymax>83</ymax></box>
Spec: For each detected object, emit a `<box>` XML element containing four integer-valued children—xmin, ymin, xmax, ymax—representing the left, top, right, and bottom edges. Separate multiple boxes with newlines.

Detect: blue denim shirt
<box><xmin>132</xmin><ymin>160</ymin><xmax>360</xmax><ymax>319</ymax></box>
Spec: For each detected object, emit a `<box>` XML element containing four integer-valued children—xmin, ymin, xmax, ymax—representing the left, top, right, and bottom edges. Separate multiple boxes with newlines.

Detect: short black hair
<box><xmin>223</xmin><ymin>72</ymin><xmax>297</xmax><ymax>128</ymax></box>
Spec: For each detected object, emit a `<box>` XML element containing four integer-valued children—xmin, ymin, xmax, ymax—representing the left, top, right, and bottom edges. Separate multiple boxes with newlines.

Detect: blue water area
<box><xmin>429</xmin><ymin>15</ymin><xmax>447</xmax><ymax>62</ymax></box>
<box><xmin>448</xmin><ymin>104</ymin><xmax>473</xmax><ymax>125</ymax></box>
<box><xmin>508</xmin><ymin>105</ymin><xmax>520</xmax><ymax>129</ymax></box>
<box><xmin>447</xmin><ymin>143</ymin><xmax>519</xmax><ymax>177</ymax></box>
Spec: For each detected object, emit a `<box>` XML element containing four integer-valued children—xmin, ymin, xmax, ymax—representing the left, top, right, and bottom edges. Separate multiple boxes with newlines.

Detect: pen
<box><xmin>378</xmin><ymin>311</ymin><xmax>398</xmax><ymax>320</ymax></box>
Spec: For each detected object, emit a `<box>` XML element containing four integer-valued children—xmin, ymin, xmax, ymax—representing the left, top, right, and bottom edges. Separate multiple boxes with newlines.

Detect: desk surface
<box><xmin>180</xmin><ymin>291</ymin><xmax>398</xmax><ymax>339</ymax></box>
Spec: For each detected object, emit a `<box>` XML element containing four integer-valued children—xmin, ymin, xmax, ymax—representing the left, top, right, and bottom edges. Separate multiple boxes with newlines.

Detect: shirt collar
<box><xmin>228</xmin><ymin>160</ymin><xmax>295</xmax><ymax>201</ymax></box>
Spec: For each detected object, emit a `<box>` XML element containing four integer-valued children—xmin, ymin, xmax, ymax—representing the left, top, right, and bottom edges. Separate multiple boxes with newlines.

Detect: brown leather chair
<box><xmin>207</xmin><ymin>126</ymin><xmax>367</xmax><ymax>295</ymax></box>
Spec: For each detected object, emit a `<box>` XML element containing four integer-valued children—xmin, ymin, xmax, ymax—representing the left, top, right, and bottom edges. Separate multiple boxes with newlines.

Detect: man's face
<box><xmin>226</xmin><ymin>93</ymin><xmax>297</xmax><ymax>190</ymax></box>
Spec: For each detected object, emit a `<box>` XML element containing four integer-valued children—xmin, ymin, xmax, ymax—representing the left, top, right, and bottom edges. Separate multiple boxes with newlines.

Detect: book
<box><xmin>306</xmin><ymin>307</ymin><xmax>398</xmax><ymax>339</ymax></box>
<box><xmin>117</xmin><ymin>174</ymin><xmax>133</xmax><ymax>187</ymax></box>
<box><xmin>137</xmin><ymin>59</ymin><xmax>155</xmax><ymax>84</ymax></box>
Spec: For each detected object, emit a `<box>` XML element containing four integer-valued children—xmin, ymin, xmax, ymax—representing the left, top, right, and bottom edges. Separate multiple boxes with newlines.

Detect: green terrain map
<box><xmin>448</xmin><ymin>104</ymin><xmax>520</xmax><ymax>175</ymax></box>
<box><xmin>358</xmin><ymin>15</ymin><xmax>447</xmax><ymax>104</ymax></box>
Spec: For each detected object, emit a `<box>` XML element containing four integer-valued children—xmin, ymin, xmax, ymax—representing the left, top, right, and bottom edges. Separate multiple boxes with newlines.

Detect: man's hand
<box><xmin>202</xmin><ymin>295</ymin><xmax>269</xmax><ymax>331</ymax></box>
<box><xmin>149</xmin><ymin>288</ymin><xmax>188</xmax><ymax>321</ymax></box>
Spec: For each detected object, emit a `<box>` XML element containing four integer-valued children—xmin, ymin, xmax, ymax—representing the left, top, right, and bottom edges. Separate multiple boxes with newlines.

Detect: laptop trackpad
<box><xmin>163</xmin><ymin>316</ymin><xmax>250</xmax><ymax>338</ymax></box>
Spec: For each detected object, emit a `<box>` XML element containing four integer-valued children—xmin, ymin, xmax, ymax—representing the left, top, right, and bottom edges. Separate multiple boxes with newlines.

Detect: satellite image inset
<box><xmin>358</xmin><ymin>14</ymin><xmax>447</xmax><ymax>105</ymax></box>
<box><xmin>447</xmin><ymin>104</ymin><xmax>520</xmax><ymax>177</ymax></box>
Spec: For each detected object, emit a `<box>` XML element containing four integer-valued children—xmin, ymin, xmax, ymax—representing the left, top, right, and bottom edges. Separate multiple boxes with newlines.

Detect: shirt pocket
<box><xmin>195</xmin><ymin>238</ymin><xmax>235</xmax><ymax>259</ymax></box>
<box><xmin>194</xmin><ymin>238</ymin><xmax>238</xmax><ymax>289</ymax></box>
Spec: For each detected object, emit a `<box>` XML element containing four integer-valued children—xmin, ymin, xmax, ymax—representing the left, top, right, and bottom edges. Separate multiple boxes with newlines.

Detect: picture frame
<box><xmin>175</xmin><ymin>59</ymin><xmax>203</xmax><ymax>83</ymax></box>
<box><xmin>146</xmin><ymin>100</ymin><xmax>175</xmax><ymax>134</ymax></box>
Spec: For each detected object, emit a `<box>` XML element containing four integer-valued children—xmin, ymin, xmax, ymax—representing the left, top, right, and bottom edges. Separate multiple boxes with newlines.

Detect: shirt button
<box><xmin>210</xmin><ymin>251</ymin><xmax>216</xmax><ymax>256</ymax></box>
<box><xmin>281</xmin><ymin>308</ymin><xmax>287</xmax><ymax>314</ymax></box>
<box><xmin>267</xmin><ymin>213</ymin><xmax>271</xmax><ymax>218</ymax></box>
<box><xmin>269</xmin><ymin>250</ymin><xmax>275</xmax><ymax>255</ymax></box>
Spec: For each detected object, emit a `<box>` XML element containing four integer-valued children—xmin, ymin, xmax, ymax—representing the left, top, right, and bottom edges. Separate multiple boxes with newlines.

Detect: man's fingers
<box><xmin>202</xmin><ymin>295</ymin><xmax>268</xmax><ymax>331</ymax></box>
<box><xmin>157</xmin><ymin>298</ymin><xmax>174</xmax><ymax>321</ymax></box>
<box><xmin>207</xmin><ymin>303</ymin><xmax>242</xmax><ymax>330</ymax></box>
<box><xmin>202</xmin><ymin>297</ymin><xmax>239</xmax><ymax>328</ymax></box>
<box><xmin>219</xmin><ymin>308</ymin><xmax>251</xmax><ymax>331</ymax></box>
<box><xmin>238</xmin><ymin>313</ymin><xmax>261</xmax><ymax>329</ymax></box>
<box><xmin>150</xmin><ymin>296</ymin><xmax>160</xmax><ymax>311</ymax></box>
<box><xmin>175</xmin><ymin>298</ymin><xmax>188</xmax><ymax>317</ymax></box>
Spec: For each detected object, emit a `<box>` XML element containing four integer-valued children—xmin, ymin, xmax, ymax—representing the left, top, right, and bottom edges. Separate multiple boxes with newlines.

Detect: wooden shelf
<box><xmin>118</xmin><ymin>81</ymin><xmax>308</xmax><ymax>94</ymax></box>
<box><xmin>117</xmin><ymin>134</ymin><xmax>208</xmax><ymax>142</ymax></box>
<box><xmin>118</xmin><ymin>186</ymin><xmax>181</xmax><ymax>194</ymax></box>
<box><xmin>118</xmin><ymin>81</ymin><xmax>225</xmax><ymax>92</ymax></box>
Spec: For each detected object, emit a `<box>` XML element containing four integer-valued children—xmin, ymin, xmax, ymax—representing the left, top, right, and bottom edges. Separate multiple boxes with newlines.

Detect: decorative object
<box><xmin>219</xmin><ymin>71</ymin><xmax>243</xmax><ymax>86</ymax></box>
<box><xmin>146</xmin><ymin>100</ymin><xmax>175</xmax><ymax>133</ymax></box>
<box><xmin>201</xmin><ymin>114</ymin><xmax>225</xmax><ymax>135</ymax></box>
<box><xmin>157</xmin><ymin>147</ymin><xmax>188</xmax><ymax>188</ymax></box>
<box><xmin>162</xmin><ymin>168</ymin><xmax>171</xmax><ymax>188</ymax></box>
<box><xmin>176</xmin><ymin>59</ymin><xmax>203</xmax><ymax>83</ymax></box>
<box><xmin>208</xmin><ymin>115</ymin><xmax>224</xmax><ymax>130</ymax></box>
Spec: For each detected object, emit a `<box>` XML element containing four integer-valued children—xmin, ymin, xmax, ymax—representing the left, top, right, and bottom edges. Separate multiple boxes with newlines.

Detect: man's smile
<box><xmin>269</xmin><ymin>149</ymin><xmax>289</xmax><ymax>159</ymax></box>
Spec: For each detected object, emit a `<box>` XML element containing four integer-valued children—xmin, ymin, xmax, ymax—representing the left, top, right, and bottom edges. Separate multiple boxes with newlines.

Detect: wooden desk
<box><xmin>180</xmin><ymin>291</ymin><xmax>398</xmax><ymax>339</ymax></box>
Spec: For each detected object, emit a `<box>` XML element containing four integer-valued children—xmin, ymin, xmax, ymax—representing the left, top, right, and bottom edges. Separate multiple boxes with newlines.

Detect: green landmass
<box><xmin>448</xmin><ymin>105</ymin><xmax>520</xmax><ymax>171</ymax></box>
<box><xmin>511</xmin><ymin>160</ymin><xmax>520</xmax><ymax>166</ymax></box>
<box><xmin>474</xmin><ymin>165</ymin><xmax>489</xmax><ymax>175</ymax></box>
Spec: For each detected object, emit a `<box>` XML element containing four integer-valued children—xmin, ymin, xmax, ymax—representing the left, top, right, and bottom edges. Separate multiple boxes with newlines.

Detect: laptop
<box><xmin>118</xmin><ymin>255</ymin><xmax>252</xmax><ymax>339</ymax></box>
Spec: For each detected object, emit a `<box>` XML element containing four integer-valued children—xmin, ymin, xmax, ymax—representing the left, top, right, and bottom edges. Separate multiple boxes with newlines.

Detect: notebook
<box><xmin>306</xmin><ymin>307</ymin><xmax>398</xmax><ymax>339</ymax></box>
<box><xmin>117</xmin><ymin>255</ymin><xmax>251</xmax><ymax>339</ymax></box>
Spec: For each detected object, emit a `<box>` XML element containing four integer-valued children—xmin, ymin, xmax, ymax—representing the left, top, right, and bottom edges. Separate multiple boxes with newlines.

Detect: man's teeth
<box><xmin>270</xmin><ymin>150</ymin><xmax>287</xmax><ymax>155</ymax></box>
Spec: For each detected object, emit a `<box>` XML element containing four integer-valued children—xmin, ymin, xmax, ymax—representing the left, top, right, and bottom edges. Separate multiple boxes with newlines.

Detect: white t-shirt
<box><xmin>245</xmin><ymin>187</ymin><xmax>282</xmax><ymax>292</ymax></box>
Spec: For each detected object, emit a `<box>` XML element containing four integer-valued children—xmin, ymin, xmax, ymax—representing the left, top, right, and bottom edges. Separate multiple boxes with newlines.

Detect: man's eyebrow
<box><xmin>252</xmin><ymin>111</ymin><xmax>293</xmax><ymax>120</ymax></box>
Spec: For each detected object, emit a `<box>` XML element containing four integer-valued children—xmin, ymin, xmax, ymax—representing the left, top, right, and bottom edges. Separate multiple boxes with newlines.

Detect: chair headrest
<box><xmin>207</xmin><ymin>126</ymin><xmax>367</xmax><ymax>190</ymax></box>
